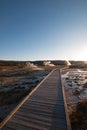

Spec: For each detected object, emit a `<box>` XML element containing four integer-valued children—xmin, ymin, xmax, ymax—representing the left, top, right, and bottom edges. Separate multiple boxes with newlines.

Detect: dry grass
<box><xmin>0</xmin><ymin>77</ymin><xmax>21</xmax><ymax>86</ymax></box>
<box><xmin>70</xmin><ymin>100</ymin><xmax>87</xmax><ymax>130</ymax></box>
<box><xmin>0</xmin><ymin>88</ymin><xmax>30</xmax><ymax>106</ymax></box>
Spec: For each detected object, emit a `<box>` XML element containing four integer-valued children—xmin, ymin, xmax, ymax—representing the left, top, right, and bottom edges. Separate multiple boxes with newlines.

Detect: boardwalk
<box><xmin>0</xmin><ymin>69</ymin><xmax>71</xmax><ymax>130</ymax></box>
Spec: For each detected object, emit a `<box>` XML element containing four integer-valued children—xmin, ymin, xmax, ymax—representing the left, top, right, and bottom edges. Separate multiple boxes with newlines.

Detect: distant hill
<box><xmin>0</xmin><ymin>60</ymin><xmax>68</xmax><ymax>66</ymax></box>
<box><xmin>70</xmin><ymin>60</ymin><xmax>87</xmax><ymax>68</ymax></box>
<box><xmin>0</xmin><ymin>60</ymin><xmax>26</xmax><ymax>66</ymax></box>
<box><xmin>31</xmin><ymin>60</ymin><xmax>68</xmax><ymax>66</ymax></box>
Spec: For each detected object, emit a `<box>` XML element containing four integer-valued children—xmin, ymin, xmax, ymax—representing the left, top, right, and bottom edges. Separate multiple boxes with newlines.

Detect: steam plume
<box><xmin>26</xmin><ymin>62</ymin><xmax>44</xmax><ymax>70</ymax></box>
<box><xmin>43</xmin><ymin>61</ymin><xmax>55</xmax><ymax>67</ymax></box>
<box><xmin>66</xmin><ymin>60</ymin><xmax>71</xmax><ymax>66</ymax></box>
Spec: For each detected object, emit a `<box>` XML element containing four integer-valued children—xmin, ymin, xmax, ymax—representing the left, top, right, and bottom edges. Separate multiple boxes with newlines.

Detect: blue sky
<box><xmin>0</xmin><ymin>0</ymin><xmax>87</xmax><ymax>61</ymax></box>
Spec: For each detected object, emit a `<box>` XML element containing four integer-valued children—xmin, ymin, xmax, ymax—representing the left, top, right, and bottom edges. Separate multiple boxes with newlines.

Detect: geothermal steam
<box><xmin>66</xmin><ymin>60</ymin><xmax>71</xmax><ymax>66</ymax></box>
<box><xmin>26</xmin><ymin>62</ymin><xmax>43</xmax><ymax>70</ymax></box>
<box><xmin>43</xmin><ymin>61</ymin><xmax>55</xmax><ymax>67</ymax></box>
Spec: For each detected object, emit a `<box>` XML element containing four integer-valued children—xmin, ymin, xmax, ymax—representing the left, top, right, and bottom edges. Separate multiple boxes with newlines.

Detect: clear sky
<box><xmin>0</xmin><ymin>0</ymin><xmax>87</xmax><ymax>61</ymax></box>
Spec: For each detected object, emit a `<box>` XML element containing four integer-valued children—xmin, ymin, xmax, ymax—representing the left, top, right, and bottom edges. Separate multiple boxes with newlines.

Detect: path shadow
<box><xmin>50</xmin><ymin>71</ymin><xmax>67</xmax><ymax>130</ymax></box>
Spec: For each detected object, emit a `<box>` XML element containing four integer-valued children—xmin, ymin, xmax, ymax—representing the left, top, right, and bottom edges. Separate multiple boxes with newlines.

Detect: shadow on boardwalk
<box><xmin>51</xmin><ymin>72</ymin><xmax>67</xmax><ymax>130</ymax></box>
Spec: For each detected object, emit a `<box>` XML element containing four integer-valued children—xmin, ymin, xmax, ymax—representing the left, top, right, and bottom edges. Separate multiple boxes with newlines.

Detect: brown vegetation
<box><xmin>0</xmin><ymin>88</ymin><xmax>30</xmax><ymax>106</ymax></box>
<box><xmin>70</xmin><ymin>100</ymin><xmax>87</xmax><ymax>130</ymax></box>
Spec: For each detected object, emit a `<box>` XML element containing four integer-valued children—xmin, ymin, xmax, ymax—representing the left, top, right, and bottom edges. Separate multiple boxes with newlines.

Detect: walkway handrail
<box><xmin>60</xmin><ymin>68</ymin><xmax>72</xmax><ymax>130</ymax></box>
